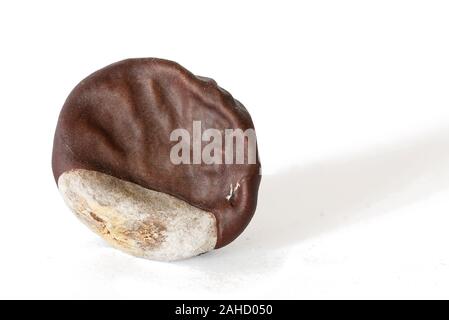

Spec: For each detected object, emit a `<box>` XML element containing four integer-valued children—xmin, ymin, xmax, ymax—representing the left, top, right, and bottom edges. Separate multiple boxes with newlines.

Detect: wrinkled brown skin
<box><xmin>52</xmin><ymin>58</ymin><xmax>261</xmax><ymax>248</ymax></box>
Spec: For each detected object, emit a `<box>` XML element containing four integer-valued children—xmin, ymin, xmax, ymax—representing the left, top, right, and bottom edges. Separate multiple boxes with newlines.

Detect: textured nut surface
<box><xmin>52</xmin><ymin>58</ymin><xmax>261</xmax><ymax>249</ymax></box>
<box><xmin>59</xmin><ymin>169</ymin><xmax>217</xmax><ymax>261</ymax></box>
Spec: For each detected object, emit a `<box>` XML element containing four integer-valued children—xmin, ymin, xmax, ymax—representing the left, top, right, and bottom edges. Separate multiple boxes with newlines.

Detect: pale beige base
<box><xmin>58</xmin><ymin>169</ymin><xmax>217</xmax><ymax>261</ymax></box>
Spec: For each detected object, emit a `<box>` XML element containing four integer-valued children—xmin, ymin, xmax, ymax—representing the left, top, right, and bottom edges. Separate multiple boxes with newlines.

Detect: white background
<box><xmin>1</xmin><ymin>0</ymin><xmax>449</xmax><ymax>299</ymax></box>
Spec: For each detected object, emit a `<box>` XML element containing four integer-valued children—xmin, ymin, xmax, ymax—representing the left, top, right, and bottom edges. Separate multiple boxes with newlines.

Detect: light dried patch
<box><xmin>58</xmin><ymin>169</ymin><xmax>217</xmax><ymax>261</ymax></box>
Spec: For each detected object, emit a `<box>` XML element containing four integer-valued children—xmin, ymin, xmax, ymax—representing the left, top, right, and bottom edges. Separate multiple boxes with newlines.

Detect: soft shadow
<box><xmin>241</xmin><ymin>127</ymin><xmax>449</xmax><ymax>251</ymax></box>
<box><xmin>91</xmin><ymin>127</ymin><xmax>449</xmax><ymax>289</ymax></box>
<box><xmin>178</xmin><ymin>127</ymin><xmax>449</xmax><ymax>281</ymax></box>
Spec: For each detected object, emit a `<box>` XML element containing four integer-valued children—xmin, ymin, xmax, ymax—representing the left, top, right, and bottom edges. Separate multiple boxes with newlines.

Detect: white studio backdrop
<box><xmin>1</xmin><ymin>0</ymin><xmax>449</xmax><ymax>299</ymax></box>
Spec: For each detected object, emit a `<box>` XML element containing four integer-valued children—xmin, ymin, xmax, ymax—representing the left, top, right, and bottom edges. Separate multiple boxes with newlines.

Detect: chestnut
<box><xmin>52</xmin><ymin>58</ymin><xmax>261</xmax><ymax>261</ymax></box>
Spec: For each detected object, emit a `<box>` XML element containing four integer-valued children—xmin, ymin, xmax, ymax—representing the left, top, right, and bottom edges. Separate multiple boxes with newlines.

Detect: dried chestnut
<box><xmin>52</xmin><ymin>58</ymin><xmax>261</xmax><ymax>261</ymax></box>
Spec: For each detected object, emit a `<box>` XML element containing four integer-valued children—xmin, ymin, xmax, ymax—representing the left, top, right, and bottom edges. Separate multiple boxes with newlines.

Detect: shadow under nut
<box><xmin>52</xmin><ymin>58</ymin><xmax>261</xmax><ymax>259</ymax></box>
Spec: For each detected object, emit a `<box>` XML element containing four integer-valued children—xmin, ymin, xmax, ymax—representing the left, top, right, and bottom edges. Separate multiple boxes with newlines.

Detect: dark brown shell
<box><xmin>52</xmin><ymin>58</ymin><xmax>261</xmax><ymax>248</ymax></box>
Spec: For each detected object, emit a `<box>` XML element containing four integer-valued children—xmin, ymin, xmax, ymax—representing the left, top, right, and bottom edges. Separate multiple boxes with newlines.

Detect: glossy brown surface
<box><xmin>52</xmin><ymin>58</ymin><xmax>261</xmax><ymax>248</ymax></box>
